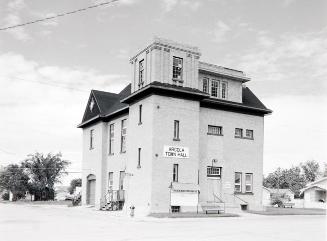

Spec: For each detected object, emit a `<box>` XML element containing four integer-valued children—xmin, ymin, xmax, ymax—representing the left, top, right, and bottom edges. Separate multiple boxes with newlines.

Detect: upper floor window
<box><xmin>109</xmin><ymin>124</ymin><xmax>114</xmax><ymax>155</ymax></box>
<box><xmin>138</xmin><ymin>105</ymin><xmax>142</xmax><ymax>125</ymax></box>
<box><xmin>121</xmin><ymin>119</ymin><xmax>127</xmax><ymax>153</ymax></box>
<box><xmin>90</xmin><ymin>129</ymin><xmax>94</xmax><ymax>149</ymax></box>
<box><xmin>234</xmin><ymin>172</ymin><xmax>242</xmax><ymax>192</ymax></box>
<box><xmin>235</xmin><ymin>128</ymin><xmax>243</xmax><ymax>138</ymax></box>
<box><xmin>173</xmin><ymin>120</ymin><xmax>180</xmax><ymax>141</ymax></box>
<box><xmin>173</xmin><ymin>164</ymin><xmax>179</xmax><ymax>182</ymax></box>
<box><xmin>172</xmin><ymin>57</ymin><xmax>183</xmax><ymax>81</ymax></box>
<box><xmin>246</xmin><ymin>129</ymin><xmax>254</xmax><ymax>139</ymax></box>
<box><xmin>211</xmin><ymin>80</ymin><xmax>219</xmax><ymax>97</ymax></box>
<box><xmin>138</xmin><ymin>60</ymin><xmax>144</xmax><ymax>88</ymax></box>
<box><xmin>221</xmin><ymin>81</ymin><xmax>227</xmax><ymax>99</ymax></box>
<box><xmin>208</xmin><ymin>125</ymin><xmax>223</xmax><ymax>136</ymax></box>
<box><xmin>203</xmin><ymin>78</ymin><xmax>209</xmax><ymax>93</ymax></box>
<box><xmin>245</xmin><ymin>173</ymin><xmax>253</xmax><ymax>193</ymax></box>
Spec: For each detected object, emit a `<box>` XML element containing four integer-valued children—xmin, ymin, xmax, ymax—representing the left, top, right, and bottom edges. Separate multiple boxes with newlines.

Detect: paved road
<box><xmin>0</xmin><ymin>203</ymin><xmax>326</xmax><ymax>241</ymax></box>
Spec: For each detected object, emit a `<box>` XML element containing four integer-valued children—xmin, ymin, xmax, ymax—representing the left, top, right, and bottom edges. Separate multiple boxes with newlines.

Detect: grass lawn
<box><xmin>0</xmin><ymin>200</ymin><xmax>72</xmax><ymax>206</ymax></box>
<box><xmin>247</xmin><ymin>207</ymin><xmax>326</xmax><ymax>215</ymax></box>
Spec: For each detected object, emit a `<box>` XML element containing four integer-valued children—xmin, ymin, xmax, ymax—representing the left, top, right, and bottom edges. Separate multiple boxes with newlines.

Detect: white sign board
<box><xmin>163</xmin><ymin>146</ymin><xmax>189</xmax><ymax>159</ymax></box>
<box><xmin>171</xmin><ymin>191</ymin><xmax>198</xmax><ymax>206</ymax></box>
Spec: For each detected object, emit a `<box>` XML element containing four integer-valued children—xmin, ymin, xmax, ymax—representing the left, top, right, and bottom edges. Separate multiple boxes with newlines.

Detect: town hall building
<box><xmin>78</xmin><ymin>38</ymin><xmax>272</xmax><ymax>215</ymax></box>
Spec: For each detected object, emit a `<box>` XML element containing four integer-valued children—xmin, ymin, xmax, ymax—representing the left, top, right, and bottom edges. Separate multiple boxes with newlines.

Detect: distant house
<box><xmin>55</xmin><ymin>186</ymin><xmax>70</xmax><ymax>201</ymax></box>
<box><xmin>300</xmin><ymin>177</ymin><xmax>327</xmax><ymax>209</ymax></box>
<box><xmin>262</xmin><ymin>187</ymin><xmax>294</xmax><ymax>206</ymax></box>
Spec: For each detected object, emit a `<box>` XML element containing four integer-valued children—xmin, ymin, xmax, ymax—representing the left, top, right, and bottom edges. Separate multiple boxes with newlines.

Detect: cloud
<box><xmin>162</xmin><ymin>0</ymin><xmax>201</xmax><ymax>12</ymax></box>
<box><xmin>0</xmin><ymin>52</ymin><xmax>129</xmax><ymax>176</ymax></box>
<box><xmin>217</xmin><ymin>27</ymin><xmax>326</xmax><ymax>98</ymax></box>
<box><xmin>211</xmin><ymin>20</ymin><xmax>231</xmax><ymax>43</ymax></box>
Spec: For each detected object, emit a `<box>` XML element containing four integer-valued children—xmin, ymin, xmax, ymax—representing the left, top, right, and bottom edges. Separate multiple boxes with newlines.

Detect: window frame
<box><xmin>138</xmin><ymin>59</ymin><xmax>144</xmax><ymax>88</ymax></box>
<box><xmin>245</xmin><ymin>173</ymin><xmax>253</xmax><ymax>193</ymax></box>
<box><xmin>245</xmin><ymin>129</ymin><xmax>254</xmax><ymax>139</ymax></box>
<box><xmin>203</xmin><ymin>77</ymin><xmax>209</xmax><ymax>93</ymax></box>
<box><xmin>109</xmin><ymin>124</ymin><xmax>114</xmax><ymax>155</ymax></box>
<box><xmin>172</xmin><ymin>57</ymin><xmax>183</xmax><ymax>81</ymax></box>
<box><xmin>211</xmin><ymin>79</ymin><xmax>219</xmax><ymax>98</ymax></box>
<box><xmin>119</xmin><ymin>171</ymin><xmax>125</xmax><ymax>190</ymax></box>
<box><xmin>121</xmin><ymin>119</ymin><xmax>127</xmax><ymax>153</ymax></box>
<box><xmin>173</xmin><ymin>164</ymin><xmax>179</xmax><ymax>182</ymax></box>
<box><xmin>234</xmin><ymin>172</ymin><xmax>242</xmax><ymax>193</ymax></box>
<box><xmin>173</xmin><ymin>120</ymin><xmax>180</xmax><ymax>141</ymax></box>
<box><xmin>137</xmin><ymin>148</ymin><xmax>141</xmax><ymax>168</ymax></box>
<box><xmin>138</xmin><ymin>105</ymin><xmax>142</xmax><ymax>125</ymax></box>
<box><xmin>207</xmin><ymin>125</ymin><xmax>223</xmax><ymax>136</ymax></box>
<box><xmin>221</xmin><ymin>81</ymin><xmax>228</xmax><ymax>99</ymax></box>
<box><xmin>108</xmin><ymin>172</ymin><xmax>113</xmax><ymax>190</ymax></box>
<box><xmin>207</xmin><ymin>166</ymin><xmax>222</xmax><ymax>178</ymax></box>
<box><xmin>235</xmin><ymin>128</ymin><xmax>243</xmax><ymax>138</ymax></box>
<box><xmin>89</xmin><ymin>129</ymin><xmax>94</xmax><ymax>150</ymax></box>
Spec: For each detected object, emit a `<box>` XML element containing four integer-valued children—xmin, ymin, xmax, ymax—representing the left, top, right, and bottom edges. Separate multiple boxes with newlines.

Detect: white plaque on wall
<box><xmin>163</xmin><ymin>146</ymin><xmax>189</xmax><ymax>159</ymax></box>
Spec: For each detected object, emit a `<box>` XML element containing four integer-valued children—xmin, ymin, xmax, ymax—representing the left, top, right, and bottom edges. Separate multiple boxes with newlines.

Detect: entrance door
<box><xmin>87</xmin><ymin>174</ymin><xmax>96</xmax><ymax>205</ymax></box>
<box><xmin>207</xmin><ymin>178</ymin><xmax>221</xmax><ymax>202</ymax></box>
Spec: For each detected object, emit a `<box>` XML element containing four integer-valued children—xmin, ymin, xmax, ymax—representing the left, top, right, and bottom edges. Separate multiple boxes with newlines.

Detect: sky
<box><xmin>0</xmin><ymin>0</ymin><xmax>326</xmax><ymax>184</ymax></box>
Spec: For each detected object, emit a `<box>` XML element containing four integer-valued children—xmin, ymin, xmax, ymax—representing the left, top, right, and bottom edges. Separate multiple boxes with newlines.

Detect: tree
<box><xmin>23</xmin><ymin>152</ymin><xmax>70</xmax><ymax>201</ymax></box>
<box><xmin>0</xmin><ymin>164</ymin><xmax>29</xmax><ymax>201</ymax></box>
<box><xmin>263</xmin><ymin>166</ymin><xmax>306</xmax><ymax>197</ymax></box>
<box><xmin>68</xmin><ymin>178</ymin><xmax>82</xmax><ymax>194</ymax></box>
<box><xmin>322</xmin><ymin>163</ymin><xmax>327</xmax><ymax>177</ymax></box>
<box><xmin>301</xmin><ymin>160</ymin><xmax>320</xmax><ymax>183</ymax></box>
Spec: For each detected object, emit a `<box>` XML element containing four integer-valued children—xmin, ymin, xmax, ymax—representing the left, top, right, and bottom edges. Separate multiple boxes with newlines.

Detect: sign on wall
<box><xmin>163</xmin><ymin>146</ymin><xmax>189</xmax><ymax>159</ymax></box>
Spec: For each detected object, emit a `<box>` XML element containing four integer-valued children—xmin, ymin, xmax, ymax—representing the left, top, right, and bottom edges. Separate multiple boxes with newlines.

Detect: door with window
<box><xmin>206</xmin><ymin>166</ymin><xmax>222</xmax><ymax>202</ymax></box>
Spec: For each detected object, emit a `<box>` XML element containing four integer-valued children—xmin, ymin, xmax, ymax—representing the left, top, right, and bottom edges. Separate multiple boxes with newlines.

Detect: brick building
<box><xmin>78</xmin><ymin>38</ymin><xmax>272</xmax><ymax>215</ymax></box>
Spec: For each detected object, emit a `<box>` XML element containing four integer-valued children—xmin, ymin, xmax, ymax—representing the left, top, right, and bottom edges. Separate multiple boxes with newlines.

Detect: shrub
<box><xmin>1</xmin><ymin>192</ymin><xmax>9</xmax><ymax>200</ymax></box>
<box><xmin>271</xmin><ymin>197</ymin><xmax>283</xmax><ymax>207</ymax></box>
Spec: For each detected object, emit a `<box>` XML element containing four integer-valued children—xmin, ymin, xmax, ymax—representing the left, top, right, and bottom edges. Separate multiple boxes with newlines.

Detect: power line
<box><xmin>0</xmin><ymin>0</ymin><xmax>120</xmax><ymax>31</ymax></box>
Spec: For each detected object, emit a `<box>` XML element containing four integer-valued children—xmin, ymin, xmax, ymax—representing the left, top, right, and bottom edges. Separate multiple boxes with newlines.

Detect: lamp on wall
<box><xmin>212</xmin><ymin>159</ymin><xmax>218</xmax><ymax>166</ymax></box>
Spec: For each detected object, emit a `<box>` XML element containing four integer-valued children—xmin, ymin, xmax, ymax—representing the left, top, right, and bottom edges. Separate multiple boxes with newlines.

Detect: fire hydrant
<box><xmin>130</xmin><ymin>206</ymin><xmax>135</xmax><ymax>217</ymax></box>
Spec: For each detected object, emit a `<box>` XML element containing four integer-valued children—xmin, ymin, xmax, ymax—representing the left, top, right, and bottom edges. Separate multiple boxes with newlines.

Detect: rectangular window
<box><xmin>90</xmin><ymin>129</ymin><xmax>94</xmax><ymax>149</ymax></box>
<box><xmin>173</xmin><ymin>164</ymin><xmax>179</xmax><ymax>182</ymax></box>
<box><xmin>109</xmin><ymin>124</ymin><xmax>114</xmax><ymax>155</ymax></box>
<box><xmin>221</xmin><ymin>81</ymin><xmax>227</xmax><ymax>99</ymax></box>
<box><xmin>121</xmin><ymin>119</ymin><xmax>127</xmax><ymax>153</ymax></box>
<box><xmin>172</xmin><ymin>57</ymin><xmax>183</xmax><ymax>80</ymax></box>
<box><xmin>234</xmin><ymin>172</ymin><xmax>242</xmax><ymax>192</ymax></box>
<box><xmin>138</xmin><ymin>105</ymin><xmax>142</xmax><ymax>125</ymax></box>
<box><xmin>211</xmin><ymin>80</ymin><xmax>219</xmax><ymax>97</ymax></box>
<box><xmin>171</xmin><ymin>206</ymin><xmax>180</xmax><ymax>213</ymax></box>
<box><xmin>119</xmin><ymin>171</ymin><xmax>125</xmax><ymax>190</ymax></box>
<box><xmin>235</xmin><ymin>128</ymin><xmax>243</xmax><ymax>138</ymax></box>
<box><xmin>246</xmin><ymin>129</ymin><xmax>254</xmax><ymax>139</ymax></box>
<box><xmin>203</xmin><ymin>78</ymin><xmax>209</xmax><ymax>93</ymax></box>
<box><xmin>173</xmin><ymin>120</ymin><xmax>180</xmax><ymax>140</ymax></box>
<box><xmin>138</xmin><ymin>60</ymin><xmax>144</xmax><ymax>88</ymax></box>
<box><xmin>245</xmin><ymin>173</ymin><xmax>253</xmax><ymax>193</ymax></box>
<box><xmin>108</xmin><ymin>172</ymin><xmax>113</xmax><ymax>190</ymax></box>
<box><xmin>207</xmin><ymin>166</ymin><xmax>221</xmax><ymax>178</ymax></box>
<box><xmin>208</xmin><ymin>125</ymin><xmax>223</xmax><ymax>136</ymax></box>
<box><xmin>137</xmin><ymin>148</ymin><xmax>141</xmax><ymax>168</ymax></box>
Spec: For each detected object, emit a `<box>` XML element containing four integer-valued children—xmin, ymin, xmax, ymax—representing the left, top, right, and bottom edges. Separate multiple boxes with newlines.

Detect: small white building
<box><xmin>301</xmin><ymin>177</ymin><xmax>327</xmax><ymax>209</ymax></box>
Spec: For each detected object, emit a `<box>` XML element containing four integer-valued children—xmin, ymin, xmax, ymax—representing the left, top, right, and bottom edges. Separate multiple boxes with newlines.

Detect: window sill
<box><xmin>172</xmin><ymin>78</ymin><xmax>184</xmax><ymax>83</ymax></box>
<box><xmin>234</xmin><ymin>192</ymin><xmax>254</xmax><ymax>195</ymax></box>
<box><xmin>137</xmin><ymin>165</ymin><xmax>141</xmax><ymax>169</ymax></box>
<box><xmin>234</xmin><ymin>136</ymin><xmax>254</xmax><ymax>140</ymax></box>
<box><xmin>207</xmin><ymin>133</ymin><xmax>223</xmax><ymax>136</ymax></box>
<box><xmin>120</xmin><ymin>151</ymin><xmax>126</xmax><ymax>154</ymax></box>
<box><xmin>138</xmin><ymin>122</ymin><xmax>142</xmax><ymax>126</ymax></box>
<box><xmin>108</xmin><ymin>153</ymin><xmax>114</xmax><ymax>156</ymax></box>
<box><xmin>173</xmin><ymin>138</ymin><xmax>180</xmax><ymax>141</ymax></box>
<box><xmin>89</xmin><ymin>147</ymin><xmax>94</xmax><ymax>150</ymax></box>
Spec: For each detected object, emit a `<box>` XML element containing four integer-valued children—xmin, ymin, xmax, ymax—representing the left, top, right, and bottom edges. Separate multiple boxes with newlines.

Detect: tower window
<box><xmin>173</xmin><ymin>164</ymin><xmax>179</xmax><ymax>182</ymax></box>
<box><xmin>203</xmin><ymin>78</ymin><xmax>209</xmax><ymax>93</ymax></box>
<box><xmin>138</xmin><ymin>60</ymin><xmax>144</xmax><ymax>88</ymax></box>
<box><xmin>211</xmin><ymin>80</ymin><xmax>219</xmax><ymax>97</ymax></box>
<box><xmin>173</xmin><ymin>120</ymin><xmax>180</xmax><ymax>140</ymax></box>
<box><xmin>172</xmin><ymin>57</ymin><xmax>183</xmax><ymax>81</ymax></box>
<box><xmin>221</xmin><ymin>81</ymin><xmax>227</xmax><ymax>99</ymax></box>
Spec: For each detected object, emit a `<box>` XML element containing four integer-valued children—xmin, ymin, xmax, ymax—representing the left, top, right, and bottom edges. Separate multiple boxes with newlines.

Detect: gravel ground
<box><xmin>0</xmin><ymin>203</ymin><xmax>326</xmax><ymax>241</ymax></box>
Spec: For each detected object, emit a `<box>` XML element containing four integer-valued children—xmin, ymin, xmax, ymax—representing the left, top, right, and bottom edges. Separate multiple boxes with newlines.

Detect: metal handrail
<box><xmin>213</xmin><ymin>193</ymin><xmax>225</xmax><ymax>213</ymax></box>
<box><xmin>233</xmin><ymin>193</ymin><xmax>248</xmax><ymax>204</ymax></box>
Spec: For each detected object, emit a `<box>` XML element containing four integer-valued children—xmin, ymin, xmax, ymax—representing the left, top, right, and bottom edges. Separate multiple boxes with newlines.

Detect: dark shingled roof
<box><xmin>78</xmin><ymin>82</ymin><xmax>271</xmax><ymax>128</ymax></box>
